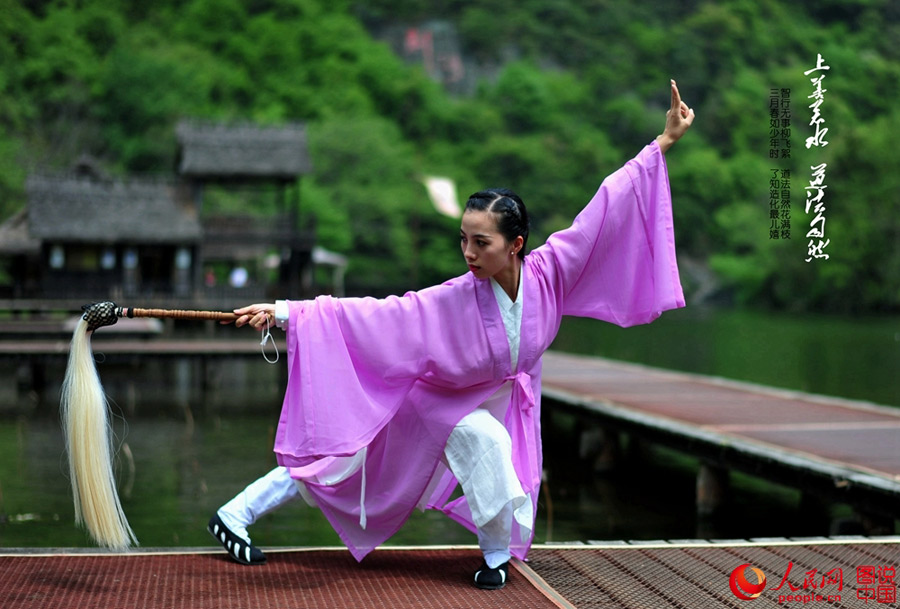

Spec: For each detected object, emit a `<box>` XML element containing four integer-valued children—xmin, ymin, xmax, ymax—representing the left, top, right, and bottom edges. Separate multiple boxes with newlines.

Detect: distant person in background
<box><xmin>208</xmin><ymin>80</ymin><xmax>695</xmax><ymax>589</ymax></box>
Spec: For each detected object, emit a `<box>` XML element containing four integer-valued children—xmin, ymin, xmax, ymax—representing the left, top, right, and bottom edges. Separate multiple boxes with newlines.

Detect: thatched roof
<box><xmin>176</xmin><ymin>120</ymin><xmax>312</xmax><ymax>179</ymax></box>
<box><xmin>24</xmin><ymin>174</ymin><xmax>201</xmax><ymax>244</ymax></box>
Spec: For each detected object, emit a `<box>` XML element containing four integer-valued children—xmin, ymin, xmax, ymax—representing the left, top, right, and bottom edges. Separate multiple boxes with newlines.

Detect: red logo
<box><xmin>730</xmin><ymin>564</ymin><xmax>767</xmax><ymax>600</ymax></box>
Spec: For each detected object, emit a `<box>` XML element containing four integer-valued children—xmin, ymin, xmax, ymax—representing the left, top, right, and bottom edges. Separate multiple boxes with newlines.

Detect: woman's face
<box><xmin>460</xmin><ymin>209</ymin><xmax>519</xmax><ymax>280</ymax></box>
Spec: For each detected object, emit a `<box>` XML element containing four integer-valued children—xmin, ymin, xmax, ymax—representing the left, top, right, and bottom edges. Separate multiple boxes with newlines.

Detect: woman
<box><xmin>209</xmin><ymin>80</ymin><xmax>694</xmax><ymax>589</ymax></box>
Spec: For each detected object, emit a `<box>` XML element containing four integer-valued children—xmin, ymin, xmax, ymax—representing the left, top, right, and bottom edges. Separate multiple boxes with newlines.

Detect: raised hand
<box><xmin>656</xmin><ymin>79</ymin><xmax>695</xmax><ymax>153</ymax></box>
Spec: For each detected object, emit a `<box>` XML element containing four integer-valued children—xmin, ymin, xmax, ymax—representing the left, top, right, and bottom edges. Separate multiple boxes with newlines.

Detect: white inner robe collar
<box><xmin>489</xmin><ymin>266</ymin><xmax>523</xmax><ymax>370</ymax></box>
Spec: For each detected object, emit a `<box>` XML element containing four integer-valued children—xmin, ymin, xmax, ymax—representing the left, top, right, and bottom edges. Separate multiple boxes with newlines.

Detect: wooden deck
<box><xmin>3</xmin><ymin>540</ymin><xmax>899</xmax><ymax>608</ymax></box>
<box><xmin>541</xmin><ymin>351</ymin><xmax>900</xmax><ymax>528</ymax></box>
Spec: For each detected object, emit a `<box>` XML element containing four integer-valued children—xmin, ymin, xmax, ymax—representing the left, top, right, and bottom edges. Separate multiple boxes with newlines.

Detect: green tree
<box><xmin>2</xmin><ymin>0</ymin><xmax>898</xmax><ymax>312</ymax></box>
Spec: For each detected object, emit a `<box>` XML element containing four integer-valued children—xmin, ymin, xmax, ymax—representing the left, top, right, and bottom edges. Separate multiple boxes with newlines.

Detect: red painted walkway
<box><xmin>0</xmin><ymin>547</ymin><xmax>567</xmax><ymax>609</ymax></box>
<box><xmin>3</xmin><ymin>541</ymin><xmax>899</xmax><ymax>608</ymax></box>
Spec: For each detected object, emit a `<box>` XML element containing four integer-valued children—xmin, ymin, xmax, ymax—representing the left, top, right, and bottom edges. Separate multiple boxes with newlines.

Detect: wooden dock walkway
<box><xmin>3</xmin><ymin>540</ymin><xmax>899</xmax><ymax>608</ymax></box>
<box><xmin>541</xmin><ymin>351</ymin><xmax>900</xmax><ymax>530</ymax></box>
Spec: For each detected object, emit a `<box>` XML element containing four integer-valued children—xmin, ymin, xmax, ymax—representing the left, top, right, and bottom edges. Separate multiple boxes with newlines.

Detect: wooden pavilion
<box><xmin>0</xmin><ymin>121</ymin><xmax>318</xmax><ymax>309</ymax></box>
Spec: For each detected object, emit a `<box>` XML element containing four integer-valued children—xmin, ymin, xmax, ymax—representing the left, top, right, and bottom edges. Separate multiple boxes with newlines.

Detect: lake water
<box><xmin>1</xmin><ymin>307</ymin><xmax>897</xmax><ymax>549</ymax></box>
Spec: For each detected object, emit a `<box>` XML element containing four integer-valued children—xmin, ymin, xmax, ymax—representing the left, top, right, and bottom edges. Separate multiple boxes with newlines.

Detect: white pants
<box><xmin>441</xmin><ymin>408</ymin><xmax>524</xmax><ymax>568</ymax></box>
<box><xmin>218</xmin><ymin>410</ymin><xmax>522</xmax><ymax>568</ymax></box>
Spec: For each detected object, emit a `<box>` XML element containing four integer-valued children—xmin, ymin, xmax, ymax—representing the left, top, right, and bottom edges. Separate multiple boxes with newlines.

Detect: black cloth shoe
<box><xmin>208</xmin><ymin>513</ymin><xmax>266</xmax><ymax>565</ymax></box>
<box><xmin>474</xmin><ymin>560</ymin><xmax>509</xmax><ymax>590</ymax></box>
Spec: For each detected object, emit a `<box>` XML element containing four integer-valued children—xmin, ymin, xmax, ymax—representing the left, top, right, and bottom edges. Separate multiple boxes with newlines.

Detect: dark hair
<box><xmin>464</xmin><ymin>188</ymin><xmax>530</xmax><ymax>259</ymax></box>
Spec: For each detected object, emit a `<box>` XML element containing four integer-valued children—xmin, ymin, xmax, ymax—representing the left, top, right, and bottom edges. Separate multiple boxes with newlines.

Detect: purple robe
<box><xmin>274</xmin><ymin>141</ymin><xmax>684</xmax><ymax>561</ymax></box>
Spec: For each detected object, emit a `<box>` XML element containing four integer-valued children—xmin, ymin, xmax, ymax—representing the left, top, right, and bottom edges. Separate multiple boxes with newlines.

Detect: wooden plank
<box><xmin>541</xmin><ymin>351</ymin><xmax>900</xmax><ymax>520</ymax></box>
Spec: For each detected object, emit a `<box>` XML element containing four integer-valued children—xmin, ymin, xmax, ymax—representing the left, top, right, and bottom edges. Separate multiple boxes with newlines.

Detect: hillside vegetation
<box><xmin>2</xmin><ymin>0</ymin><xmax>898</xmax><ymax>312</ymax></box>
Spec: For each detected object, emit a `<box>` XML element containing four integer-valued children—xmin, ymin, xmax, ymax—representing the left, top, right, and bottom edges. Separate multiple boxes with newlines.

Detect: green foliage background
<box><xmin>1</xmin><ymin>0</ymin><xmax>897</xmax><ymax>311</ymax></box>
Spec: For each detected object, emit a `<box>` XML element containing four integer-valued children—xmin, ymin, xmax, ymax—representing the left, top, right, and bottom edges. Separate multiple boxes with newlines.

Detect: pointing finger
<box><xmin>670</xmin><ymin>79</ymin><xmax>681</xmax><ymax>111</ymax></box>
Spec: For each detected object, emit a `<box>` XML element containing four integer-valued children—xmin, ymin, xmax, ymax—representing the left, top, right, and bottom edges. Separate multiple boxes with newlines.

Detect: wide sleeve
<box><xmin>273</xmin><ymin>277</ymin><xmax>496</xmax><ymax>466</ymax></box>
<box><xmin>528</xmin><ymin>140</ymin><xmax>685</xmax><ymax>326</ymax></box>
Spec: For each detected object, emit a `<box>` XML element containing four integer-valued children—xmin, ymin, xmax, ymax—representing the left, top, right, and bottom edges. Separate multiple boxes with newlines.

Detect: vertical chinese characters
<box><xmin>804</xmin><ymin>163</ymin><xmax>828</xmax><ymax>261</ymax></box>
<box><xmin>768</xmin><ymin>88</ymin><xmax>791</xmax><ymax>239</ymax></box>
<box><xmin>805</xmin><ymin>53</ymin><xmax>830</xmax><ymax>149</ymax></box>
<box><xmin>803</xmin><ymin>54</ymin><xmax>831</xmax><ymax>262</ymax></box>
